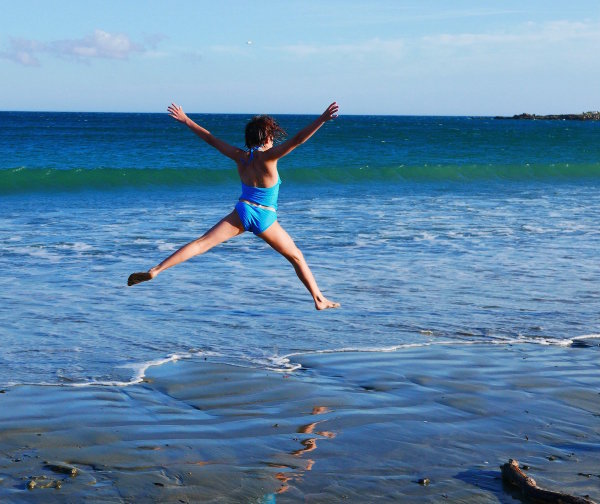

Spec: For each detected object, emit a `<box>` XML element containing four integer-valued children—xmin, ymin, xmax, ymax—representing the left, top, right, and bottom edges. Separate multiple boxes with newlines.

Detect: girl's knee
<box><xmin>191</xmin><ymin>236</ymin><xmax>209</xmax><ymax>255</ymax></box>
<box><xmin>285</xmin><ymin>247</ymin><xmax>304</xmax><ymax>265</ymax></box>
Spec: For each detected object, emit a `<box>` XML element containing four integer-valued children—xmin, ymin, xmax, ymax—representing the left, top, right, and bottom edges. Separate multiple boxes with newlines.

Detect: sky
<box><xmin>1</xmin><ymin>0</ymin><xmax>599</xmax><ymax>115</ymax></box>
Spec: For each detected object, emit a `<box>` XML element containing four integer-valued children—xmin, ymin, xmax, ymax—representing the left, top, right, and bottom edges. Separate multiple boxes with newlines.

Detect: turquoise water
<box><xmin>1</xmin><ymin>112</ymin><xmax>599</xmax><ymax>386</ymax></box>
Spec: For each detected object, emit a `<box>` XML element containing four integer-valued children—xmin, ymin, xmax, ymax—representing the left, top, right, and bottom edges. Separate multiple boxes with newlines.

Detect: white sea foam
<box><xmin>56</xmin><ymin>242</ymin><xmax>93</xmax><ymax>253</ymax></box>
<box><xmin>521</xmin><ymin>224</ymin><xmax>548</xmax><ymax>234</ymax></box>
<box><xmin>572</xmin><ymin>333</ymin><xmax>600</xmax><ymax>340</ymax></box>
<box><xmin>157</xmin><ymin>334</ymin><xmax>598</xmax><ymax>378</ymax></box>
<box><xmin>156</xmin><ymin>242</ymin><xmax>178</xmax><ymax>252</ymax></box>
<box><xmin>261</xmin><ymin>354</ymin><xmax>302</xmax><ymax>372</ymax></box>
<box><xmin>68</xmin><ymin>353</ymin><xmax>193</xmax><ymax>387</ymax></box>
<box><xmin>511</xmin><ymin>336</ymin><xmax>572</xmax><ymax>347</ymax></box>
<box><xmin>279</xmin><ymin>333</ymin><xmax>597</xmax><ymax>370</ymax></box>
<box><xmin>9</xmin><ymin>352</ymin><xmax>200</xmax><ymax>389</ymax></box>
<box><xmin>12</xmin><ymin>246</ymin><xmax>62</xmax><ymax>262</ymax></box>
<box><xmin>414</xmin><ymin>231</ymin><xmax>437</xmax><ymax>242</ymax></box>
<box><xmin>120</xmin><ymin>353</ymin><xmax>192</xmax><ymax>384</ymax></box>
<box><xmin>5</xmin><ymin>334</ymin><xmax>596</xmax><ymax>389</ymax></box>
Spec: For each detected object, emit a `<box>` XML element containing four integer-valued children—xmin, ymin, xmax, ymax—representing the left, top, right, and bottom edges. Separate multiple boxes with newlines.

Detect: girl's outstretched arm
<box><xmin>168</xmin><ymin>103</ymin><xmax>243</xmax><ymax>161</ymax></box>
<box><xmin>266</xmin><ymin>102</ymin><xmax>338</xmax><ymax>161</ymax></box>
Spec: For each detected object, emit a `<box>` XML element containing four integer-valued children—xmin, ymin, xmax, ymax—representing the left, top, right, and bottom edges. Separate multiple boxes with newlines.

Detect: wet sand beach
<box><xmin>1</xmin><ymin>341</ymin><xmax>598</xmax><ymax>503</ymax></box>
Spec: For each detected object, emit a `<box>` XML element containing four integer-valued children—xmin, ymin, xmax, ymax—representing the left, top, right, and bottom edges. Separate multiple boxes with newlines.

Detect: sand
<box><xmin>0</xmin><ymin>341</ymin><xmax>598</xmax><ymax>503</ymax></box>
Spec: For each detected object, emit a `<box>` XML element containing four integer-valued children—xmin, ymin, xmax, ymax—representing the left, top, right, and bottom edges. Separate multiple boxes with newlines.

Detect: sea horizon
<box><xmin>5</xmin><ymin>108</ymin><xmax>598</xmax><ymax>117</ymax></box>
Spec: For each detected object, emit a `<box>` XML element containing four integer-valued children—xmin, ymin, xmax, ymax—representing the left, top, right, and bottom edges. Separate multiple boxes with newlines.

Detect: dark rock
<box><xmin>495</xmin><ymin>111</ymin><xmax>600</xmax><ymax>121</ymax></box>
<box><xmin>27</xmin><ymin>476</ymin><xmax>63</xmax><ymax>490</ymax></box>
<box><xmin>44</xmin><ymin>462</ymin><xmax>79</xmax><ymax>477</ymax></box>
<box><xmin>571</xmin><ymin>340</ymin><xmax>593</xmax><ymax>348</ymax></box>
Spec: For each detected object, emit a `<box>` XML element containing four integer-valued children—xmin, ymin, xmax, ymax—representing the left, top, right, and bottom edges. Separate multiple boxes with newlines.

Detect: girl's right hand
<box><xmin>167</xmin><ymin>103</ymin><xmax>189</xmax><ymax>124</ymax></box>
<box><xmin>321</xmin><ymin>102</ymin><xmax>339</xmax><ymax>122</ymax></box>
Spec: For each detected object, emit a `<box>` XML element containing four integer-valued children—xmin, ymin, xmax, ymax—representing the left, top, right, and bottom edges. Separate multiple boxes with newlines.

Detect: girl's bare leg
<box><xmin>128</xmin><ymin>210</ymin><xmax>245</xmax><ymax>286</ymax></box>
<box><xmin>259</xmin><ymin>221</ymin><xmax>339</xmax><ymax>310</ymax></box>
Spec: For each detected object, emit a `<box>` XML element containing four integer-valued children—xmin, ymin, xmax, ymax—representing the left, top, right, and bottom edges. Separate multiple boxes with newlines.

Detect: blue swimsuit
<box><xmin>235</xmin><ymin>147</ymin><xmax>280</xmax><ymax>235</ymax></box>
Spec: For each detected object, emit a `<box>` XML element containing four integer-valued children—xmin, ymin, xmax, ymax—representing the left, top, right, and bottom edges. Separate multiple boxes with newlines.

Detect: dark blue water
<box><xmin>1</xmin><ymin>112</ymin><xmax>599</xmax><ymax>386</ymax></box>
<box><xmin>2</xmin><ymin>112</ymin><xmax>600</xmax><ymax>189</ymax></box>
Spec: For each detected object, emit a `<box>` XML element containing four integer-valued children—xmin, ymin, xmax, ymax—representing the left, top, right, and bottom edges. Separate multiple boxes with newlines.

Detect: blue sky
<box><xmin>2</xmin><ymin>0</ymin><xmax>599</xmax><ymax>115</ymax></box>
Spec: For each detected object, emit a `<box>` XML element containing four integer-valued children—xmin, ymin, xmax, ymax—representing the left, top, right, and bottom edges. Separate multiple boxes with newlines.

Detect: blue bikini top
<box><xmin>248</xmin><ymin>145</ymin><xmax>261</xmax><ymax>161</ymax></box>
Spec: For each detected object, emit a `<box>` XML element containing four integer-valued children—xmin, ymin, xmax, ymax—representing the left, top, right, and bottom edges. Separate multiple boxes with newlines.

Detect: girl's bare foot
<box><xmin>315</xmin><ymin>296</ymin><xmax>340</xmax><ymax>310</ymax></box>
<box><xmin>127</xmin><ymin>269</ymin><xmax>157</xmax><ymax>286</ymax></box>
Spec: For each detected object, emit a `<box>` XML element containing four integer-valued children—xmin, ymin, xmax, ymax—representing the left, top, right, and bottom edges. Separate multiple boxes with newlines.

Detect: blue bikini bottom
<box><xmin>235</xmin><ymin>201</ymin><xmax>277</xmax><ymax>235</ymax></box>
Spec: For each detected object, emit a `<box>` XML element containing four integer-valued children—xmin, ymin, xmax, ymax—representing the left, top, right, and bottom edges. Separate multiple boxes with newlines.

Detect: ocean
<box><xmin>1</xmin><ymin>111</ymin><xmax>599</xmax><ymax>387</ymax></box>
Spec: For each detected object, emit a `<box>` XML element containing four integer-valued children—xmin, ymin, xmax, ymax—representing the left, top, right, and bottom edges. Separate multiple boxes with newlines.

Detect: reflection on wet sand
<box><xmin>264</xmin><ymin>464</ymin><xmax>292</xmax><ymax>494</ymax></box>
<box><xmin>270</xmin><ymin>405</ymin><xmax>336</xmax><ymax>495</ymax></box>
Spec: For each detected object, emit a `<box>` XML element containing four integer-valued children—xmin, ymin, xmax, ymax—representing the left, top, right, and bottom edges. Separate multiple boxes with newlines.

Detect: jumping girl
<box><xmin>127</xmin><ymin>102</ymin><xmax>340</xmax><ymax>310</ymax></box>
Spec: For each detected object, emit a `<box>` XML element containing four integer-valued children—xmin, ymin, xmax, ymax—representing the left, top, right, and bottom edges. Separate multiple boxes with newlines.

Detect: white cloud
<box><xmin>272</xmin><ymin>38</ymin><xmax>405</xmax><ymax>59</ymax></box>
<box><xmin>1</xmin><ymin>30</ymin><xmax>163</xmax><ymax>66</ymax></box>
<box><xmin>421</xmin><ymin>20</ymin><xmax>600</xmax><ymax>48</ymax></box>
<box><xmin>0</xmin><ymin>38</ymin><xmax>44</xmax><ymax>66</ymax></box>
<box><xmin>51</xmin><ymin>30</ymin><xmax>140</xmax><ymax>60</ymax></box>
<box><xmin>408</xmin><ymin>19</ymin><xmax>600</xmax><ymax>80</ymax></box>
<box><xmin>201</xmin><ymin>38</ymin><xmax>405</xmax><ymax>60</ymax></box>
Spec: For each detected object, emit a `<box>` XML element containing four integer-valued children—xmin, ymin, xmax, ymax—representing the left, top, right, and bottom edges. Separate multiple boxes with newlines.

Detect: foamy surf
<box><xmin>6</xmin><ymin>353</ymin><xmax>194</xmax><ymax>389</ymax></box>
<box><xmin>279</xmin><ymin>333</ymin><xmax>598</xmax><ymax>372</ymax></box>
<box><xmin>1</xmin><ymin>334</ymin><xmax>596</xmax><ymax>389</ymax></box>
<box><xmin>572</xmin><ymin>333</ymin><xmax>600</xmax><ymax>340</ymax></box>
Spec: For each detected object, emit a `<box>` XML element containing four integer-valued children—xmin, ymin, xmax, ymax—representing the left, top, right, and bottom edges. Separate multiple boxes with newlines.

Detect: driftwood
<box><xmin>501</xmin><ymin>459</ymin><xmax>597</xmax><ymax>504</ymax></box>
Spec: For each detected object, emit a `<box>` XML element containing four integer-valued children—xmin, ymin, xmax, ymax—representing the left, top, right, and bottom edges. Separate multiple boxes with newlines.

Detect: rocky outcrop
<box><xmin>495</xmin><ymin>111</ymin><xmax>600</xmax><ymax>121</ymax></box>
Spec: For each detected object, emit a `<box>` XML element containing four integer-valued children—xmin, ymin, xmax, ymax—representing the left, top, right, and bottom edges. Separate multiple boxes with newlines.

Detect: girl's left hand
<box><xmin>167</xmin><ymin>103</ymin><xmax>189</xmax><ymax>123</ymax></box>
<box><xmin>321</xmin><ymin>102</ymin><xmax>339</xmax><ymax>122</ymax></box>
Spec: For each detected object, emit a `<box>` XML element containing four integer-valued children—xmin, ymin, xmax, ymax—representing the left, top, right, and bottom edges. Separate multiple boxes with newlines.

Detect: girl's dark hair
<box><xmin>245</xmin><ymin>115</ymin><xmax>286</xmax><ymax>149</ymax></box>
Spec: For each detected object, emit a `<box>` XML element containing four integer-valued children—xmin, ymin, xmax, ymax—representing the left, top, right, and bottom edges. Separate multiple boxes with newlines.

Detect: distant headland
<box><xmin>495</xmin><ymin>111</ymin><xmax>600</xmax><ymax>121</ymax></box>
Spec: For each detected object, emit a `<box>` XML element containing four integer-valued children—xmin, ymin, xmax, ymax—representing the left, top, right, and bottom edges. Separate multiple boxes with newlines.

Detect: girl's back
<box><xmin>236</xmin><ymin>147</ymin><xmax>279</xmax><ymax>188</ymax></box>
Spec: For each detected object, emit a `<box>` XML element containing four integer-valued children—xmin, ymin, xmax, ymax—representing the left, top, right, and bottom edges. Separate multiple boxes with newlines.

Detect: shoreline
<box><xmin>1</xmin><ymin>334</ymin><xmax>596</xmax><ymax>390</ymax></box>
<box><xmin>1</xmin><ymin>342</ymin><xmax>598</xmax><ymax>502</ymax></box>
